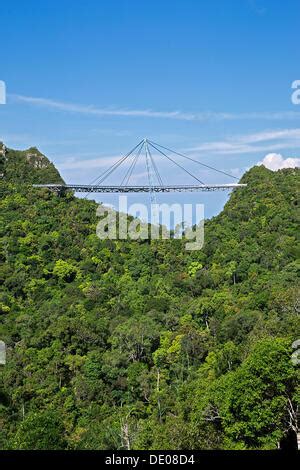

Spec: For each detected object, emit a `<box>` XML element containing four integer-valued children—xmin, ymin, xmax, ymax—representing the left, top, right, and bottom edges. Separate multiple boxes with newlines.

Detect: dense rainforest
<box><xmin>0</xmin><ymin>143</ymin><xmax>299</xmax><ymax>450</ymax></box>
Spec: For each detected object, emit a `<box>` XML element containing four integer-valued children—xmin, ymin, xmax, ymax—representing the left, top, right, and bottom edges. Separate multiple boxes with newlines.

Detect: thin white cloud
<box><xmin>57</xmin><ymin>152</ymin><xmax>166</xmax><ymax>171</ymax></box>
<box><xmin>186</xmin><ymin>128</ymin><xmax>300</xmax><ymax>155</ymax></box>
<box><xmin>8</xmin><ymin>93</ymin><xmax>300</xmax><ymax>122</ymax></box>
<box><xmin>258</xmin><ymin>153</ymin><xmax>300</xmax><ymax>171</ymax></box>
<box><xmin>57</xmin><ymin>127</ymin><xmax>300</xmax><ymax>172</ymax></box>
<box><xmin>57</xmin><ymin>155</ymin><xmax>120</xmax><ymax>170</ymax></box>
<box><xmin>237</xmin><ymin>128</ymin><xmax>300</xmax><ymax>144</ymax></box>
<box><xmin>9</xmin><ymin>94</ymin><xmax>203</xmax><ymax>121</ymax></box>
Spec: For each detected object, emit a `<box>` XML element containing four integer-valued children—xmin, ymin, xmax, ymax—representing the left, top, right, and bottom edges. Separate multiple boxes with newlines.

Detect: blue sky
<box><xmin>0</xmin><ymin>0</ymin><xmax>300</xmax><ymax>216</ymax></box>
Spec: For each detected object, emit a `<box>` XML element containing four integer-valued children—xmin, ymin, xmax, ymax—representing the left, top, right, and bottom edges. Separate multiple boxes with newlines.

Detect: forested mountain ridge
<box><xmin>0</xmin><ymin>142</ymin><xmax>64</xmax><ymax>184</ymax></box>
<box><xmin>0</xmin><ymin>145</ymin><xmax>299</xmax><ymax>450</ymax></box>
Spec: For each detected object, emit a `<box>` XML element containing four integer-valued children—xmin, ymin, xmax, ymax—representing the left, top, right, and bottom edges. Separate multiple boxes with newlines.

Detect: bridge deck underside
<box><xmin>33</xmin><ymin>184</ymin><xmax>247</xmax><ymax>193</ymax></box>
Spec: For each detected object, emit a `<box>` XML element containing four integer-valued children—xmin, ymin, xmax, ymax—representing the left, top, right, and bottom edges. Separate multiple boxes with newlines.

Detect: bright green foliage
<box><xmin>187</xmin><ymin>261</ymin><xmax>203</xmax><ymax>277</ymax></box>
<box><xmin>0</xmin><ymin>148</ymin><xmax>299</xmax><ymax>449</ymax></box>
<box><xmin>53</xmin><ymin>259</ymin><xmax>79</xmax><ymax>282</ymax></box>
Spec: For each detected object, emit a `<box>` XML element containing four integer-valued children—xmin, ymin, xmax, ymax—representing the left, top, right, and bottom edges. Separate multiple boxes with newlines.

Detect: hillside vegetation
<box><xmin>0</xmin><ymin>146</ymin><xmax>299</xmax><ymax>449</ymax></box>
<box><xmin>0</xmin><ymin>142</ymin><xmax>64</xmax><ymax>184</ymax></box>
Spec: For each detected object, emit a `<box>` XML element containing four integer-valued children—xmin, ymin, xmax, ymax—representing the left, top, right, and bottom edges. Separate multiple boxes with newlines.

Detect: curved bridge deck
<box><xmin>33</xmin><ymin>183</ymin><xmax>247</xmax><ymax>193</ymax></box>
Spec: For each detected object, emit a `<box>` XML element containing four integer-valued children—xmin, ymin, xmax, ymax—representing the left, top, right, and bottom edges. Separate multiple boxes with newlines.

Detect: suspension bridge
<box><xmin>33</xmin><ymin>138</ymin><xmax>247</xmax><ymax>193</ymax></box>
